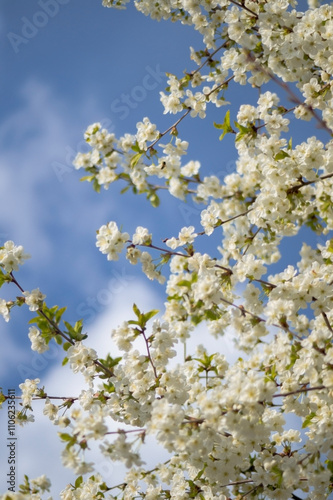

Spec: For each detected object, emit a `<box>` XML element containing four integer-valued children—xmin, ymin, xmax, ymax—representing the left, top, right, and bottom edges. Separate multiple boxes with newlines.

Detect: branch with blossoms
<box><xmin>9</xmin><ymin>272</ymin><xmax>115</xmax><ymax>380</ymax></box>
<box><xmin>245</xmin><ymin>51</ymin><xmax>333</xmax><ymax>137</ymax></box>
<box><xmin>96</xmin><ymin>221</ymin><xmax>333</xmax><ymax>363</ymax></box>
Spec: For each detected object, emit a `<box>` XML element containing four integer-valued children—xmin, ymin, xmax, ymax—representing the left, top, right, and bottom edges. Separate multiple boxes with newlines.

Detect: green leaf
<box><xmin>274</xmin><ymin>150</ymin><xmax>290</xmax><ymax>160</ymax></box>
<box><xmin>0</xmin><ymin>391</ymin><xmax>5</xmax><ymax>408</ymax></box>
<box><xmin>205</xmin><ymin>308</ymin><xmax>222</xmax><ymax>320</ymax></box>
<box><xmin>55</xmin><ymin>334</ymin><xmax>63</xmax><ymax>345</ymax></box>
<box><xmin>63</xmin><ymin>320</ymin><xmax>74</xmax><ymax>334</ymax></box>
<box><xmin>103</xmin><ymin>381</ymin><xmax>115</xmax><ymax>393</ymax></box>
<box><xmin>130</xmin><ymin>152</ymin><xmax>143</xmax><ymax>168</ymax></box>
<box><xmin>326</xmin><ymin>459</ymin><xmax>333</xmax><ymax>473</ymax></box>
<box><xmin>234</xmin><ymin>121</ymin><xmax>254</xmax><ymax>142</ymax></box>
<box><xmin>75</xmin><ymin>476</ymin><xmax>83</xmax><ymax>489</ymax></box>
<box><xmin>179</xmin><ymin>74</ymin><xmax>191</xmax><ymax>90</ymax></box>
<box><xmin>191</xmin><ymin>314</ymin><xmax>203</xmax><ymax>325</ymax></box>
<box><xmin>214</xmin><ymin>110</ymin><xmax>235</xmax><ymax>140</ymax></box>
<box><xmin>63</xmin><ymin>319</ymin><xmax>87</xmax><ymax>341</ymax></box>
<box><xmin>59</xmin><ymin>432</ymin><xmax>74</xmax><ymax>442</ymax></box>
<box><xmin>92</xmin><ymin>178</ymin><xmax>101</xmax><ymax>193</ymax></box>
<box><xmin>55</xmin><ymin>306</ymin><xmax>67</xmax><ymax>323</ymax></box>
<box><xmin>133</xmin><ymin>303</ymin><xmax>141</xmax><ymax>319</ymax></box>
<box><xmin>18</xmin><ymin>475</ymin><xmax>31</xmax><ymax>494</ymax></box>
<box><xmin>62</xmin><ymin>356</ymin><xmax>69</xmax><ymax>366</ymax></box>
<box><xmin>131</xmin><ymin>142</ymin><xmax>143</xmax><ymax>153</ymax></box>
<box><xmin>148</xmin><ymin>192</ymin><xmax>160</xmax><ymax>207</ymax></box>
<box><xmin>99</xmin><ymin>354</ymin><xmax>122</xmax><ymax>369</ymax></box>
<box><xmin>74</xmin><ymin>318</ymin><xmax>83</xmax><ymax>332</ymax></box>
<box><xmin>327</xmin><ymin>239</ymin><xmax>333</xmax><ymax>253</ymax></box>
<box><xmin>177</xmin><ymin>280</ymin><xmax>192</xmax><ymax>288</ymax></box>
<box><xmin>0</xmin><ymin>268</ymin><xmax>10</xmax><ymax>288</ymax></box>
<box><xmin>143</xmin><ymin>309</ymin><xmax>159</xmax><ymax>323</ymax></box>
<box><xmin>302</xmin><ymin>411</ymin><xmax>316</xmax><ymax>428</ymax></box>
<box><xmin>80</xmin><ymin>175</ymin><xmax>95</xmax><ymax>182</ymax></box>
<box><xmin>90</xmin><ymin>125</ymin><xmax>100</xmax><ymax>135</ymax></box>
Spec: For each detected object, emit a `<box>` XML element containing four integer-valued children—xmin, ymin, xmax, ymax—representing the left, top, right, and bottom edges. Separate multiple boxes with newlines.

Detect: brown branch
<box><xmin>287</xmin><ymin>172</ymin><xmax>333</xmax><ymax>195</ymax></box>
<box><xmin>10</xmin><ymin>273</ymin><xmax>114</xmax><ymax>379</ymax></box>
<box><xmin>321</xmin><ymin>311</ymin><xmax>333</xmax><ymax>333</ymax></box>
<box><xmin>141</xmin><ymin>327</ymin><xmax>159</xmax><ymax>379</ymax></box>
<box><xmin>220</xmin><ymin>479</ymin><xmax>254</xmax><ymax>488</ymax></box>
<box><xmin>239</xmin><ymin>485</ymin><xmax>261</xmax><ymax>498</ymax></box>
<box><xmin>147</xmin><ymin>109</ymin><xmax>191</xmax><ymax>152</ymax></box>
<box><xmin>189</xmin><ymin>41</ymin><xmax>229</xmax><ymax>79</ymax></box>
<box><xmin>105</xmin><ymin>428</ymin><xmax>145</xmax><ymax>435</ymax></box>
<box><xmin>204</xmin><ymin>75</ymin><xmax>235</xmax><ymax>98</ymax></box>
<box><xmin>228</xmin><ymin>0</ymin><xmax>258</xmax><ymax>18</ymax></box>
<box><xmin>273</xmin><ymin>385</ymin><xmax>326</xmax><ymax>398</ymax></box>
<box><xmin>246</xmin><ymin>52</ymin><xmax>333</xmax><ymax>137</ymax></box>
<box><xmin>242</xmin><ymin>226</ymin><xmax>261</xmax><ymax>256</ymax></box>
<box><xmin>4</xmin><ymin>395</ymin><xmax>77</xmax><ymax>401</ymax></box>
<box><xmin>197</xmin><ymin>209</ymin><xmax>252</xmax><ymax>237</ymax></box>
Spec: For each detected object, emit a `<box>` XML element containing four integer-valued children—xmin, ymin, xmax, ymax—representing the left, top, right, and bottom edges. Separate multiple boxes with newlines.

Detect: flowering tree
<box><xmin>1</xmin><ymin>0</ymin><xmax>333</xmax><ymax>498</ymax></box>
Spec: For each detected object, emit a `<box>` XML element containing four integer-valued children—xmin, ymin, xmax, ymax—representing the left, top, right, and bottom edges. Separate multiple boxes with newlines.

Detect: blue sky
<box><xmin>0</xmin><ymin>0</ymin><xmax>324</xmax><ymax>495</ymax></box>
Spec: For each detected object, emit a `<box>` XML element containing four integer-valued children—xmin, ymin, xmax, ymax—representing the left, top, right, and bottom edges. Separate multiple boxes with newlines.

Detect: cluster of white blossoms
<box><xmin>3</xmin><ymin>0</ymin><xmax>333</xmax><ymax>499</ymax></box>
<box><xmin>23</xmin><ymin>288</ymin><xmax>46</xmax><ymax>312</ymax></box>
<box><xmin>0</xmin><ymin>298</ymin><xmax>10</xmax><ymax>322</ymax></box>
<box><xmin>0</xmin><ymin>240</ymin><xmax>30</xmax><ymax>273</ymax></box>
<box><xmin>131</xmin><ymin>226</ymin><xmax>152</xmax><ymax>246</ymax></box>
<box><xmin>18</xmin><ymin>378</ymin><xmax>40</xmax><ymax>408</ymax></box>
<box><xmin>28</xmin><ymin>325</ymin><xmax>49</xmax><ymax>353</ymax></box>
<box><xmin>165</xmin><ymin>225</ymin><xmax>197</xmax><ymax>249</ymax></box>
<box><xmin>96</xmin><ymin>221</ymin><xmax>129</xmax><ymax>261</ymax></box>
<box><xmin>0</xmin><ymin>241</ymin><xmax>30</xmax><ymax>322</ymax></box>
<box><xmin>67</xmin><ymin>341</ymin><xmax>98</xmax><ymax>379</ymax></box>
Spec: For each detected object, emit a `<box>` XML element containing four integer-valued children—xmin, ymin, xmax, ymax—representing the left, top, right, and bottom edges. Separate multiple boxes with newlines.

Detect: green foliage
<box><xmin>214</xmin><ymin>110</ymin><xmax>235</xmax><ymax>140</ymax></box>
<box><xmin>129</xmin><ymin>303</ymin><xmax>159</xmax><ymax>330</ymax></box>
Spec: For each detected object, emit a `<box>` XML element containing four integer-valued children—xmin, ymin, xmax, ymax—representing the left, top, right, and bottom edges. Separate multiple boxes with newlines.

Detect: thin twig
<box><xmin>204</xmin><ymin>75</ymin><xmax>235</xmax><ymax>98</ymax></box>
<box><xmin>229</xmin><ymin>0</ymin><xmax>258</xmax><ymax>18</ymax></box>
<box><xmin>105</xmin><ymin>428</ymin><xmax>145</xmax><ymax>435</ymax></box>
<box><xmin>220</xmin><ymin>479</ymin><xmax>254</xmax><ymax>488</ymax></box>
<box><xmin>287</xmin><ymin>172</ymin><xmax>333</xmax><ymax>195</ymax></box>
<box><xmin>321</xmin><ymin>312</ymin><xmax>333</xmax><ymax>333</ymax></box>
<box><xmin>190</xmin><ymin>41</ymin><xmax>229</xmax><ymax>78</ymax></box>
<box><xmin>246</xmin><ymin>52</ymin><xmax>333</xmax><ymax>137</ymax></box>
<box><xmin>239</xmin><ymin>484</ymin><xmax>261</xmax><ymax>498</ymax></box>
<box><xmin>10</xmin><ymin>272</ymin><xmax>114</xmax><ymax>379</ymax></box>
<box><xmin>141</xmin><ymin>328</ymin><xmax>159</xmax><ymax>379</ymax></box>
<box><xmin>147</xmin><ymin>109</ymin><xmax>192</xmax><ymax>151</ymax></box>
<box><xmin>273</xmin><ymin>385</ymin><xmax>326</xmax><ymax>398</ymax></box>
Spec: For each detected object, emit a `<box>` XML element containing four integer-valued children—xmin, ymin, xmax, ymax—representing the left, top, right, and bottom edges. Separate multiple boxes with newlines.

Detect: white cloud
<box><xmin>0</xmin><ymin>79</ymin><xmax>73</xmax><ymax>259</ymax></box>
<box><xmin>0</xmin><ymin>78</ymin><xmax>119</xmax><ymax>268</ymax></box>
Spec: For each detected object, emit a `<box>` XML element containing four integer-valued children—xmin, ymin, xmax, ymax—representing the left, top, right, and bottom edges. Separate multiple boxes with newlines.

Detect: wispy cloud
<box><xmin>0</xmin><ymin>79</ymin><xmax>76</xmax><ymax>257</ymax></box>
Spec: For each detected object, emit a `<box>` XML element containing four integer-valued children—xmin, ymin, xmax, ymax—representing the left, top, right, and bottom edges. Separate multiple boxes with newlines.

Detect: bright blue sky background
<box><xmin>0</xmin><ymin>0</ymin><xmax>323</xmax><ymax>495</ymax></box>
